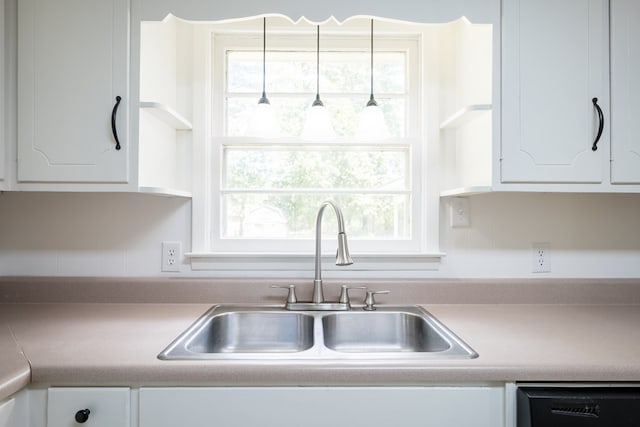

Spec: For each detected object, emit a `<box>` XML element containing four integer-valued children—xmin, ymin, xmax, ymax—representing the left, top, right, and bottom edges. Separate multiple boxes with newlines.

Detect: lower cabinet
<box><xmin>46</xmin><ymin>388</ymin><xmax>130</xmax><ymax>427</ymax></box>
<box><xmin>13</xmin><ymin>385</ymin><xmax>503</xmax><ymax>427</ymax></box>
<box><xmin>0</xmin><ymin>397</ymin><xmax>16</xmax><ymax>427</ymax></box>
<box><xmin>138</xmin><ymin>386</ymin><xmax>504</xmax><ymax>427</ymax></box>
<box><xmin>0</xmin><ymin>389</ymin><xmax>32</xmax><ymax>427</ymax></box>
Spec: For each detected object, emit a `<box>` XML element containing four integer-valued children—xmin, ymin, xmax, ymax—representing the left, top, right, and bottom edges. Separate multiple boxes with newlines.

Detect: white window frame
<box><xmin>187</xmin><ymin>24</ymin><xmax>443</xmax><ymax>277</ymax></box>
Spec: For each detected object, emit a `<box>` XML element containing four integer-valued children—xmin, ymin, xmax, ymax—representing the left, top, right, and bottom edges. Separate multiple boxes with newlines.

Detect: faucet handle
<box><xmin>271</xmin><ymin>285</ymin><xmax>298</xmax><ymax>304</ymax></box>
<box><xmin>338</xmin><ymin>285</ymin><xmax>367</xmax><ymax>305</ymax></box>
<box><xmin>363</xmin><ymin>290</ymin><xmax>390</xmax><ymax>311</ymax></box>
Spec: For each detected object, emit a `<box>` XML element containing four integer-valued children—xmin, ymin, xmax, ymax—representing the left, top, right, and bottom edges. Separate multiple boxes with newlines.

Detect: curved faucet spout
<box><xmin>313</xmin><ymin>201</ymin><xmax>353</xmax><ymax>303</ymax></box>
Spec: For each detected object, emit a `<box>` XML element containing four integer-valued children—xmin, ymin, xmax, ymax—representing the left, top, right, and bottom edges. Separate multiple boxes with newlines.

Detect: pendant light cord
<box><xmin>370</xmin><ymin>19</ymin><xmax>374</xmax><ymax>99</ymax></box>
<box><xmin>259</xmin><ymin>17</ymin><xmax>269</xmax><ymax>104</ymax></box>
<box><xmin>312</xmin><ymin>26</ymin><xmax>323</xmax><ymax>106</ymax></box>
<box><xmin>311</xmin><ymin>26</ymin><xmax>324</xmax><ymax>106</ymax></box>
<box><xmin>316</xmin><ymin>25</ymin><xmax>320</xmax><ymax>98</ymax></box>
<box><xmin>367</xmin><ymin>19</ymin><xmax>378</xmax><ymax>107</ymax></box>
<box><xmin>262</xmin><ymin>17</ymin><xmax>266</xmax><ymax>97</ymax></box>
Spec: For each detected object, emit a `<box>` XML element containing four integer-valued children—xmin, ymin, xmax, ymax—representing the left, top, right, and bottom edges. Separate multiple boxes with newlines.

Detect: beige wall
<box><xmin>1</xmin><ymin>191</ymin><xmax>639</xmax><ymax>278</ymax></box>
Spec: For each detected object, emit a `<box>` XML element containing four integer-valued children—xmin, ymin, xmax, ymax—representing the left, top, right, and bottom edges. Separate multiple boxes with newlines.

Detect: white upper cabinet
<box><xmin>17</xmin><ymin>0</ymin><xmax>129</xmax><ymax>183</ymax></box>
<box><xmin>610</xmin><ymin>0</ymin><xmax>640</xmax><ymax>184</ymax></box>
<box><xmin>501</xmin><ymin>0</ymin><xmax>609</xmax><ymax>183</ymax></box>
<box><xmin>0</xmin><ymin>0</ymin><xmax>5</xmax><ymax>188</ymax></box>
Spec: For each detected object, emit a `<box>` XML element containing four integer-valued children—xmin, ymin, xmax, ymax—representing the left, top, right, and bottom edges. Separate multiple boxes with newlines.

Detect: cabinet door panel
<box><xmin>0</xmin><ymin>0</ymin><xmax>4</xmax><ymax>187</ymax></box>
<box><xmin>502</xmin><ymin>0</ymin><xmax>608</xmax><ymax>183</ymax></box>
<box><xmin>18</xmin><ymin>0</ymin><xmax>129</xmax><ymax>183</ymax></box>
<box><xmin>0</xmin><ymin>398</ymin><xmax>14</xmax><ymax>427</ymax></box>
<box><xmin>47</xmin><ymin>388</ymin><xmax>129</xmax><ymax>427</ymax></box>
<box><xmin>139</xmin><ymin>387</ymin><xmax>504</xmax><ymax>427</ymax></box>
<box><xmin>611</xmin><ymin>0</ymin><xmax>640</xmax><ymax>184</ymax></box>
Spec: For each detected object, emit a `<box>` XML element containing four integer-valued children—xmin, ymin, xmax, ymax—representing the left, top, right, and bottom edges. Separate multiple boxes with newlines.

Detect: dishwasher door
<box><xmin>517</xmin><ymin>387</ymin><xmax>640</xmax><ymax>427</ymax></box>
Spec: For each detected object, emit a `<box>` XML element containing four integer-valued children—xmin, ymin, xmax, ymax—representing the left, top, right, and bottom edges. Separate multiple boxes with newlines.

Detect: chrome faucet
<box><xmin>312</xmin><ymin>200</ymin><xmax>353</xmax><ymax>303</ymax></box>
<box><xmin>274</xmin><ymin>200</ymin><xmax>355</xmax><ymax>311</ymax></box>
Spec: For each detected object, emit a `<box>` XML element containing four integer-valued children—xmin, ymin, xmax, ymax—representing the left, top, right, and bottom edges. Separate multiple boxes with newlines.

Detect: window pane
<box><xmin>321</xmin><ymin>52</ymin><xmax>406</xmax><ymax>94</ymax></box>
<box><xmin>227</xmin><ymin>51</ymin><xmax>406</xmax><ymax>94</ymax></box>
<box><xmin>222</xmin><ymin>193</ymin><xmax>411</xmax><ymax>239</ymax></box>
<box><xmin>228</xmin><ymin>96</ymin><xmax>405</xmax><ymax>137</ymax></box>
<box><xmin>216</xmin><ymin>33</ymin><xmax>418</xmax><ymax>250</ymax></box>
<box><xmin>223</xmin><ymin>145</ymin><xmax>410</xmax><ymax>190</ymax></box>
<box><xmin>230</xmin><ymin>96</ymin><xmax>312</xmax><ymax>137</ymax></box>
<box><xmin>227</xmin><ymin>51</ymin><xmax>316</xmax><ymax>94</ymax></box>
<box><xmin>227</xmin><ymin>47</ymin><xmax>407</xmax><ymax>137</ymax></box>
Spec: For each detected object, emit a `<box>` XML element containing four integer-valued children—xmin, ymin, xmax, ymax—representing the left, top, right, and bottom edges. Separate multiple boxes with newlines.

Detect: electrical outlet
<box><xmin>162</xmin><ymin>241</ymin><xmax>181</xmax><ymax>272</ymax></box>
<box><xmin>532</xmin><ymin>243</ymin><xmax>550</xmax><ymax>273</ymax></box>
<box><xmin>449</xmin><ymin>197</ymin><xmax>470</xmax><ymax>227</ymax></box>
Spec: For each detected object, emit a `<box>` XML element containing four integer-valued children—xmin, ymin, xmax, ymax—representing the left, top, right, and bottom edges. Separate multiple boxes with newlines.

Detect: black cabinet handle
<box><xmin>75</xmin><ymin>409</ymin><xmax>91</xmax><ymax>423</ymax></box>
<box><xmin>111</xmin><ymin>96</ymin><xmax>122</xmax><ymax>150</ymax></box>
<box><xmin>592</xmin><ymin>97</ymin><xmax>604</xmax><ymax>151</ymax></box>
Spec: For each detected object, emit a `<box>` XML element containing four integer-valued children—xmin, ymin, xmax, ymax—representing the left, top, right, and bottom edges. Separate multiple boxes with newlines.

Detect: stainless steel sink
<box><xmin>158</xmin><ymin>305</ymin><xmax>477</xmax><ymax>360</ymax></box>
<box><xmin>322</xmin><ymin>311</ymin><xmax>451</xmax><ymax>353</ymax></box>
<box><xmin>187</xmin><ymin>311</ymin><xmax>314</xmax><ymax>354</ymax></box>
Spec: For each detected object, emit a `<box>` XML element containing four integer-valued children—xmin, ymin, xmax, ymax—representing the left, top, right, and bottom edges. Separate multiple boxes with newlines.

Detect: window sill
<box><xmin>185</xmin><ymin>252</ymin><xmax>444</xmax><ymax>278</ymax></box>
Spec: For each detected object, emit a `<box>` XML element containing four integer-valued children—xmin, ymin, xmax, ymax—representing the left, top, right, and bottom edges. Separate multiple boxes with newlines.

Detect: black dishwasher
<box><xmin>517</xmin><ymin>387</ymin><xmax>640</xmax><ymax>427</ymax></box>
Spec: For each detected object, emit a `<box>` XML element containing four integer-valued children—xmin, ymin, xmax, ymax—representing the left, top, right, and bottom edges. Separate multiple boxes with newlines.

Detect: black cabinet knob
<box><xmin>75</xmin><ymin>409</ymin><xmax>91</xmax><ymax>423</ymax></box>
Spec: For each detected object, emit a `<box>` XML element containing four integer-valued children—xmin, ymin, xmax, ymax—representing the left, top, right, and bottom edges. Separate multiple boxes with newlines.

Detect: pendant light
<box><xmin>356</xmin><ymin>19</ymin><xmax>389</xmax><ymax>139</ymax></box>
<box><xmin>245</xmin><ymin>17</ymin><xmax>279</xmax><ymax>137</ymax></box>
<box><xmin>302</xmin><ymin>25</ymin><xmax>335</xmax><ymax>138</ymax></box>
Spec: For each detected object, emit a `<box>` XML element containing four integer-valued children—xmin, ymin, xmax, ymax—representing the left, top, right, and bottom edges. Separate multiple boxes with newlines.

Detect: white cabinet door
<box><xmin>47</xmin><ymin>388</ymin><xmax>129</xmax><ymax>427</ymax></box>
<box><xmin>17</xmin><ymin>0</ymin><xmax>129</xmax><ymax>183</ymax></box>
<box><xmin>501</xmin><ymin>0</ymin><xmax>608</xmax><ymax>183</ymax></box>
<box><xmin>139</xmin><ymin>386</ymin><xmax>504</xmax><ymax>427</ymax></box>
<box><xmin>611</xmin><ymin>0</ymin><xmax>640</xmax><ymax>184</ymax></box>
<box><xmin>0</xmin><ymin>0</ymin><xmax>5</xmax><ymax>187</ymax></box>
<box><xmin>0</xmin><ymin>398</ymin><xmax>15</xmax><ymax>427</ymax></box>
<box><xmin>0</xmin><ymin>390</ymin><xmax>33</xmax><ymax>427</ymax></box>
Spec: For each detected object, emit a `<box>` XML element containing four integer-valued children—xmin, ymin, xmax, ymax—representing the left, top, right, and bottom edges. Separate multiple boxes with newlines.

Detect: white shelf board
<box><xmin>440</xmin><ymin>186</ymin><xmax>492</xmax><ymax>197</ymax></box>
<box><xmin>140</xmin><ymin>101</ymin><xmax>193</xmax><ymax>130</ymax></box>
<box><xmin>440</xmin><ymin>104</ymin><xmax>492</xmax><ymax>130</ymax></box>
<box><xmin>139</xmin><ymin>186</ymin><xmax>192</xmax><ymax>198</ymax></box>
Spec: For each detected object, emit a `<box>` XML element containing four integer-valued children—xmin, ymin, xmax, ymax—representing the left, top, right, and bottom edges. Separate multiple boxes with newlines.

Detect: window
<box><xmin>189</xmin><ymin>18</ymin><xmax>442</xmax><ymax>273</ymax></box>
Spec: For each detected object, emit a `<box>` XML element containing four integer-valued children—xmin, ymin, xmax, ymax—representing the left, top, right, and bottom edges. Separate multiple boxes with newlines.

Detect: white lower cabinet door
<box><xmin>139</xmin><ymin>386</ymin><xmax>504</xmax><ymax>427</ymax></box>
<box><xmin>0</xmin><ymin>398</ymin><xmax>15</xmax><ymax>427</ymax></box>
<box><xmin>47</xmin><ymin>388</ymin><xmax>130</xmax><ymax>427</ymax></box>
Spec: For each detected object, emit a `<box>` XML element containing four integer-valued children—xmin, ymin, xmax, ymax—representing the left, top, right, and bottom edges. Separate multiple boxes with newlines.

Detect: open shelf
<box><xmin>140</xmin><ymin>101</ymin><xmax>193</xmax><ymax>130</ymax></box>
<box><xmin>440</xmin><ymin>104</ymin><xmax>492</xmax><ymax>130</ymax></box>
<box><xmin>440</xmin><ymin>186</ymin><xmax>492</xmax><ymax>197</ymax></box>
<box><xmin>139</xmin><ymin>186</ymin><xmax>192</xmax><ymax>198</ymax></box>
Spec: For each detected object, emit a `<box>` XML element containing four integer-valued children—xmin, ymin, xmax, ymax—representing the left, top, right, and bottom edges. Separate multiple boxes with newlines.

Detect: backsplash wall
<box><xmin>1</xmin><ymin>191</ymin><xmax>639</xmax><ymax>278</ymax></box>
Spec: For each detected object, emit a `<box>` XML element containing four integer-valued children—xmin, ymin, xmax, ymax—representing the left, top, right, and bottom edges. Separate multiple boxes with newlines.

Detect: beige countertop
<box><xmin>0</xmin><ymin>280</ymin><xmax>640</xmax><ymax>399</ymax></box>
<box><xmin>0</xmin><ymin>321</ymin><xmax>30</xmax><ymax>401</ymax></box>
<box><xmin>2</xmin><ymin>300</ymin><xmax>640</xmax><ymax>401</ymax></box>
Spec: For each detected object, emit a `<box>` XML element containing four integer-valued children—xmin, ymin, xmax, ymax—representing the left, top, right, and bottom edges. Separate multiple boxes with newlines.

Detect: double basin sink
<box><xmin>159</xmin><ymin>305</ymin><xmax>477</xmax><ymax>360</ymax></box>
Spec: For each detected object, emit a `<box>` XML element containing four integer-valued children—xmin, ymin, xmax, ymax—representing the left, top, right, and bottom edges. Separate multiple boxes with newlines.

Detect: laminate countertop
<box><xmin>2</xmin><ymin>300</ymin><xmax>640</xmax><ymax>401</ymax></box>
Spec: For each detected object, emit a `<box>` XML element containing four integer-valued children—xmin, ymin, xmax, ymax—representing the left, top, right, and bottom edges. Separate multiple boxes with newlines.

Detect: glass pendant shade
<box><xmin>302</xmin><ymin>96</ymin><xmax>335</xmax><ymax>138</ymax></box>
<box><xmin>356</xmin><ymin>96</ymin><xmax>389</xmax><ymax>139</ymax></box>
<box><xmin>245</xmin><ymin>17</ymin><xmax>280</xmax><ymax>137</ymax></box>
<box><xmin>246</xmin><ymin>99</ymin><xmax>279</xmax><ymax>137</ymax></box>
<box><xmin>302</xmin><ymin>26</ymin><xmax>335</xmax><ymax>138</ymax></box>
<box><xmin>356</xmin><ymin>19</ymin><xmax>389</xmax><ymax>139</ymax></box>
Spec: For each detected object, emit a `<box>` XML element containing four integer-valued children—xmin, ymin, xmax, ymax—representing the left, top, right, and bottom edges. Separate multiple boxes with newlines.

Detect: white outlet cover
<box><xmin>162</xmin><ymin>241</ymin><xmax>181</xmax><ymax>273</ymax></box>
<box><xmin>449</xmin><ymin>197</ymin><xmax>470</xmax><ymax>227</ymax></box>
<box><xmin>532</xmin><ymin>242</ymin><xmax>551</xmax><ymax>273</ymax></box>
